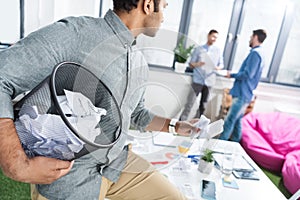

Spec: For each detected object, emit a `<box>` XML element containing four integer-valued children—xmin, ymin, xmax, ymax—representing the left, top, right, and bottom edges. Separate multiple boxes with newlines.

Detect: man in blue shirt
<box><xmin>219</xmin><ymin>29</ymin><xmax>267</xmax><ymax>142</ymax></box>
<box><xmin>180</xmin><ymin>30</ymin><xmax>224</xmax><ymax>120</ymax></box>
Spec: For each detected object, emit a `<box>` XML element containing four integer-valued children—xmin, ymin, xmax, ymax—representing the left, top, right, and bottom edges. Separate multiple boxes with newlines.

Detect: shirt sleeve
<box><xmin>231</xmin><ymin>52</ymin><xmax>261</xmax><ymax>80</ymax></box>
<box><xmin>0</xmin><ymin>18</ymin><xmax>79</xmax><ymax>119</ymax></box>
<box><xmin>190</xmin><ymin>47</ymin><xmax>200</xmax><ymax>63</ymax></box>
<box><xmin>0</xmin><ymin>92</ymin><xmax>14</xmax><ymax>119</ymax></box>
<box><xmin>130</xmin><ymin>96</ymin><xmax>155</xmax><ymax>132</ymax></box>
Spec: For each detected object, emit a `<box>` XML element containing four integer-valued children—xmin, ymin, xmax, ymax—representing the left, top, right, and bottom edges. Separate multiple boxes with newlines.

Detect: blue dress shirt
<box><xmin>230</xmin><ymin>46</ymin><xmax>264</xmax><ymax>103</ymax></box>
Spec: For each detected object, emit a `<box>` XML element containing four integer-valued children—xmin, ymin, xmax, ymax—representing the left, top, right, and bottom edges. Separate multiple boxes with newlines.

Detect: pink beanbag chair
<box><xmin>241</xmin><ymin>112</ymin><xmax>300</xmax><ymax>172</ymax></box>
<box><xmin>282</xmin><ymin>150</ymin><xmax>300</xmax><ymax>194</ymax></box>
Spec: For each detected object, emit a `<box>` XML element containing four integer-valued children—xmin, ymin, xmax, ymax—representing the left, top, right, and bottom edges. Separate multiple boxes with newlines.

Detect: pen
<box><xmin>187</xmin><ymin>155</ymin><xmax>200</xmax><ymax>158</ymax></box>
<box><xmin>190</xmin><ymin>158</ymin><xmax>200</xmax><ymax>164</ymax></box>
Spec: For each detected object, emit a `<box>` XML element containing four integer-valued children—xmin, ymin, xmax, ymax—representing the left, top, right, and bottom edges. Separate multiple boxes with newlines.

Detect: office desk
<box><xmin>129</xmin><ymin>131</ymin><xmax>286</xmax><ymax>200</ymax></box>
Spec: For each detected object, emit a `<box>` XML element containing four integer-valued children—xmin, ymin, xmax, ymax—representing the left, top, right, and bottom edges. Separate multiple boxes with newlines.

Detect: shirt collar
<box><xmin>251</xmin><ymin>45</ymin><xmax>261</xmax><ymax>51</ymax></box>
<box><xmin>104</xmin><ymin>9</ymin><xmax>135</xmax><ymax>48</ymax></box>
<box><xmin>201</xmin><ymin>44</ymin><xmax>210</xmax><ymax>51</ymax></box>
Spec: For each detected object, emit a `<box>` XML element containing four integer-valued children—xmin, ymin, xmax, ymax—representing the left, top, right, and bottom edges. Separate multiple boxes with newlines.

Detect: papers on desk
<box><xmin>152</xmin><ymin>132</ymin><xmax>185</xmax><ymax>148</ymax></box>
<box><xmin>152</xmin><ymin>117</ymin><xmax>224</xmax><ymax>151</ymax></box>
<box><xmin>233</xmin><ymin>170</ymin><xmax>260</xmax><ymax>180</ymax></box>
<box><xmin>213</xmin><ymin>153</ymin><xmax>255</xmax><ymax>171</ymax></box>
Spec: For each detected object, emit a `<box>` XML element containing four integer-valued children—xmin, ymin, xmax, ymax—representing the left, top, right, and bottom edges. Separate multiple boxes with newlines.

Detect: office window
<box><xmin>25</xmin><ymin>0</ymin><xmax>100</xmax><ymax>36</ymax></box>
<box><xmin>276</xmin><ymin>0</ymin><xmax>300</xmax><ymax>86</ymax></box>
<box><xmin>137</xmin><ymin>0</ymin><xmax>184</xmax><ymax>67</ymax></box>
<box><xmin>101</xmin><ymin>0</ymin><xmax>113</xmax><ymax>16</ymax></box>
<box><xmin>188</xmin><ymin>0</ymin><xmax>234</xmax><ymax>53</ymax></box>
<box><xmin>0</xmin><ymin>0</ymin><xmax>20</xmax><ymax>43</ymax></box>
<box><xmin>230</xmin><ymin>0</ymin><xmax>286</xmax><ymax>78</ymax></box>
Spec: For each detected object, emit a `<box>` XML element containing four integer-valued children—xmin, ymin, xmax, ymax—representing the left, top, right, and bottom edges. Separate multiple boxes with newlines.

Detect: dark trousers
<box><xmin>180</xmin><ymin>82</ymin><xmax>210</xmax><ymax>120</ymax></box>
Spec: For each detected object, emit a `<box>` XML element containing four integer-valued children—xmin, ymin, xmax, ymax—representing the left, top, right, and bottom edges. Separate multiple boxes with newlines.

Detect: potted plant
<box><xmin>173</xmin><ymin>36</ymin><xmax>194</xmax><ymax>72</ymax></box>
<box><xmin>198</xmin><ymin>148</ymin><xmax>215</xmax><ymax>174</ymax></box>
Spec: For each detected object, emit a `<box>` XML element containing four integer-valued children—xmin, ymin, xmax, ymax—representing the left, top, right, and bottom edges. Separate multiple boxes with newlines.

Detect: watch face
<box><xmin>168</xmin><ymin>118</ymin><xmax>178</xmax><ymax>134</ymax></box>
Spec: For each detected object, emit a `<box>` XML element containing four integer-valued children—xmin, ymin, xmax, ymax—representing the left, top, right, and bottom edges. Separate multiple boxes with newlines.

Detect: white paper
<box><xmin>192</xmin><ymin>115</ymin><xmax>210</xmax><ymax>139</ymax></box>
<box><xmin>201</xmin><ymin>52</ymin><xmax>215</xmax><ymax>71</ymax></box>
<box><xmin>213</xmin><ymin>153</ymin><xmax>255</xmax><ymax>171</ymax></box>
<box><xmin>16</xmin><ymin>90</ymin><xmax>108</xmax><ymax>160</ymax></box>
<box><xmin>206</xmin><ymin>119</ymin><xmax>224</xmax><ymax>139</ymax></box>
<box><xmin>194</xmin><ymin>116</ymin><xmax>223</xmax><ymax>139</ymax></box>
<box><xmin>64</xmin><ymin>89</ymin><xmax>107</xmax><ymax>142</ymax></box>
<box><xmin>64</xmin><ymin>90</ymin><xmax>106</xmax><ymax>117</ymax></box>
<box><xmin>215</xmin><ymin>69</ymin><xmax>228</xmax><ymax>76</ymax></box>
<box><xmin>152</xmin><ymin>132</ymin><xmax>179</xmax><ymax>147</ymax></box>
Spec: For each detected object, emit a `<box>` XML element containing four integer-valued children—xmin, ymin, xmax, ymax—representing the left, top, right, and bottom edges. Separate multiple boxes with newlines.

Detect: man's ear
<box><xmin>143</xmin><ymin>0</ymin><xmax>154</xmax><ymax>15</ymax></box>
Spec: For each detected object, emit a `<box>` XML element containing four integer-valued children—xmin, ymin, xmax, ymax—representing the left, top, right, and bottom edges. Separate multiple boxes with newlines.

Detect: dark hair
<box><xmin>253</xmin><ymin>29</ymin><xmax>267</xmax><ymax>43</ymax></box>
<box><xmin>113</xmin><ymin>0</ymin><xmax>160</xmax><ymax>13</ymax></box>
<box><xmin>208</xmin><ymin>29</ymin><xmax>218</xmax><ymax>35</ymax></box>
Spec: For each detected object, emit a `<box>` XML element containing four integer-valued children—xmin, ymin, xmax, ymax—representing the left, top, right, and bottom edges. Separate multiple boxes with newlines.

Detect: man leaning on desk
<box><xmin>0</xmin><ymin>0</ymin><xmax>200</xmax><ymax>199</ymax></box>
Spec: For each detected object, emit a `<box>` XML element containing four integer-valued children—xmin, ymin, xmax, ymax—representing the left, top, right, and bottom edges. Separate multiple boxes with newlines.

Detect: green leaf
<box><xmin>201</xmin><ymin>149</ymin><xmax>214</xmax><ymax>162</ymax></box>
<box><xmin>173</xmin><ymin>36</ymin><xmax>194</xmax><ymax>63</ymax></box>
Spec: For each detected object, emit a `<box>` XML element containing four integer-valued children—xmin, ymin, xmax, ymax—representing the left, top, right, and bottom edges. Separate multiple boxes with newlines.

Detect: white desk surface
<box><xmin>129</xmin><ymin>131</ymin><xmax>287</xmax><ymax>200</ymax></box>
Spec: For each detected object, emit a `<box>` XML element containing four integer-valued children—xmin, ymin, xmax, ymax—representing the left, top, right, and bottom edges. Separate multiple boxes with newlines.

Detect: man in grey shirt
<box><xmin>0</xmin><ymin>0</ymin><xmax>199</xmax><ymax>199</ymax></box>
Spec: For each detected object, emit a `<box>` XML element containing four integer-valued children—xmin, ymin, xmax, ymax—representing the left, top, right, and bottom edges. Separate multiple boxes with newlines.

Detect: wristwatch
<box><xmin>168</xmin><ymin>118</ymin><xmax>178</xmax><ymax>134</ymax></box>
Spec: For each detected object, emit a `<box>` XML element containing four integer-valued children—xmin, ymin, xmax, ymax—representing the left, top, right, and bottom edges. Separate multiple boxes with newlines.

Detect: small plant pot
<box><xmin>174</xmin><ymin>62</ymin><xmax>187</xmax><ymax>73</ymax></box>
<box><xmin>198</xmin><ymin>159</ymin><xmax>214</xmax><ymax>174</ymax></box>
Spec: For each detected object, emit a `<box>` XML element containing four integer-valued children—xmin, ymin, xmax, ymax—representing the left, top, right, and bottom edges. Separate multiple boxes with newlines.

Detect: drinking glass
<box><xmin>221</xmin><ymin>145</ymin><xmax>236</xmax><ymax>180</ymax></box>
<box><xmin>221</xmin><ymin>152</ymin><xmax>235</xmax><ymax>176</ymax></box>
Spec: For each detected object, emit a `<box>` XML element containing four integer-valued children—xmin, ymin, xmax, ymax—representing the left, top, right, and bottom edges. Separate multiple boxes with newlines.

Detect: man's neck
<box><xmin>114</xmin><ymin>10</ymin><xmax>143</xmax><ymax>38</ymax></box>
<box><xmin>252</xmin><ymin>44</ymin><xmax>261</xmax><ymax>49</ymax></box>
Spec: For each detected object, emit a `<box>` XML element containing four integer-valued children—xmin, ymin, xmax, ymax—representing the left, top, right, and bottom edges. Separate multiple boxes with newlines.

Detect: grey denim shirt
<box><xmin>0</xmin><ymin>10</ymin><xmax>154</xmax><ymax>199</ymax></box>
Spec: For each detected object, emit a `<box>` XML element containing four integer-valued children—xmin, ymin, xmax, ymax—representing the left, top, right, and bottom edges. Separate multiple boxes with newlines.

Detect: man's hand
<box><xmin>225</xmin><ymin>70</ymin><xmax>231</xmax><ymax>78</ymax></box>
<box><xmin>196</xmin><ymin>61</ymin><xmax>205</xmax><ymax>67</ymax></box>
<box><xmin>190</xmin><ymin>62</ymin><xmax>205</xmax><ymax>68</ymax></box>
<box><xmin>215</xmin><ymin>66</ymin><xmax>222</xmax><ymax>70</ymax></box>
<box><xmin>0</xmin><ymin>118</ymin><xmax>73</xmax><ymax>184</ymax></box>
<box><xmin>21</xmin><ymin>157</ymin><xmax>74</xmax><ymax>184</ymax></box>
<box><xmin>176</xmin><ymin>118</ymin><xmax>200</xmax><ymax>136</ymax></box>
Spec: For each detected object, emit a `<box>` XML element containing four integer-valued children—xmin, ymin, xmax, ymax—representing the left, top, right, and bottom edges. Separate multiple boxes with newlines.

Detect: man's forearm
<box><xmin>189</xmin><ymin>62</ymin><xmax>196</xmax><ymax>68</ymax></box>
<box><xmin>0</xmin><ymin>118</ymin><xmax>29</xmax><ymax>181</ymax></box>
<box><xmin>145</xmin><ymin>116</ymin><xmax>172</xmax><ymax>133</ymax></box>
<box><xmin>190</xmin><ymin>61</ymin><xmax>204</xmax><ymax>68</ymax></box>
<box><xmin>145</xmin><ymin>116</ymin><xmax>199</xmax><ymax>137</ymax></box>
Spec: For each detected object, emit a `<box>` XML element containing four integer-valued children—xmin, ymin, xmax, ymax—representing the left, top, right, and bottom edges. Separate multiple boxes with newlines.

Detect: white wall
<box><xmin>145</xmin><ymin>69</ymin><xmax>300</xmax><ymax>120</ymax></box>
<box><xmin>143</xmin><ymin>69</ymin><xmax>190</xmax><ymax>118</ymax></box>
<box><xmin>25</xmin><ymin>0</ymin><xmax>100</xmax><ymax>37</ymax></box>
<box><xmin>0</xmin><ymin>0</ymin><xmax>100</xmax><ymax>41</ymax></box>
<box><xmin>0</xmin><ymin>0</ymin><xmax>20</xmax><ymax>43</ymax></box>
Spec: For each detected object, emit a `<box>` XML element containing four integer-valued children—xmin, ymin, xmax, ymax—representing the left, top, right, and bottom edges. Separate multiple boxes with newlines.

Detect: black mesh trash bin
<box><xmin>14</xmin><ymin>62</ymin><xmax>122</xmax><ymax>160</ymax></box>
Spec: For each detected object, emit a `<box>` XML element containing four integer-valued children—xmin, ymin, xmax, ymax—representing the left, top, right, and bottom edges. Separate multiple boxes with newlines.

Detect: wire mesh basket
<box><xmin>14</xmin><ymin>62</ymin><xmax>122</xmax><ymax>160</ymax></box>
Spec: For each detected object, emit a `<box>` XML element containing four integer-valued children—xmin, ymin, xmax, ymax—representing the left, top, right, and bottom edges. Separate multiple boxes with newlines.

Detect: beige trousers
<box><xmin>32</xmin><ymin>151</ymin><xmax>187</xmax><ymax>200</ymax></box>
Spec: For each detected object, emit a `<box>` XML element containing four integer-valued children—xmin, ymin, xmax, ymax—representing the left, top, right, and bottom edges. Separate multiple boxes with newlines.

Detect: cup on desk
<box><xmin>221</xmin><ymin>146</ymin><xmax>236</xmax><ymax>180</ymax></box>
<box><xmin>221</xmin><ymin>153</ymin><xmax>235</xmax><ymax>176</ymax></box>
